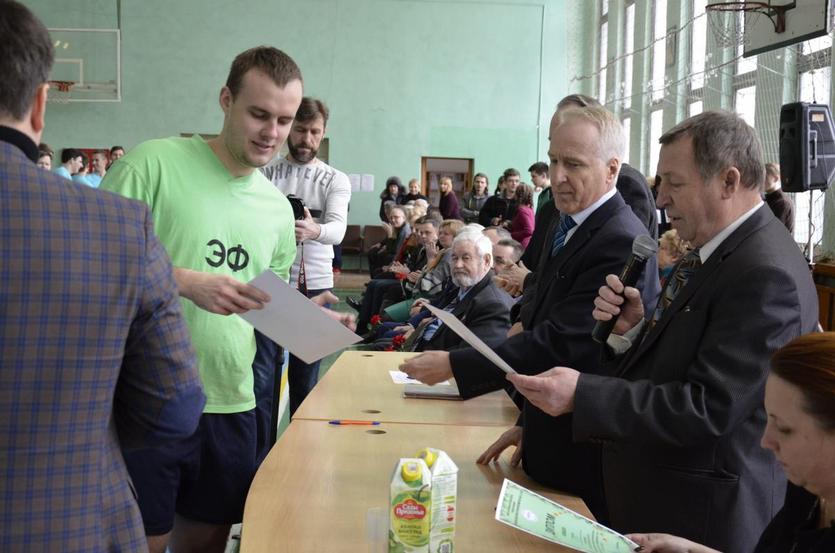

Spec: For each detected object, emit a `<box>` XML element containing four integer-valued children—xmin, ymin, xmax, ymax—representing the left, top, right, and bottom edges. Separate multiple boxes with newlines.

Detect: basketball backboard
<box><xmin>47</xmin><ymin>28</ymin><xmax>121</xmax><ymax>102</ymax></box>
<box><xmin>744</xmin><ymin>0</ymin><xmax>831</xmax><ymax>57</ymax></box>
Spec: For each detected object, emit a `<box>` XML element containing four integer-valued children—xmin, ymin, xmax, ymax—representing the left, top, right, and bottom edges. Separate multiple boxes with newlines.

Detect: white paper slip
<box><xmin>239</xmin><ymin>270</ymin><xmax>360</xmax><ymax>364</ymax></box>
<box><xmin>389</xmin><ymin>370</ymin><xmax>451</xmax><ymax>385</ymax></box>
<box><xmin>425</xmin><ymin>304</ymin><xmax>516</xmax><ymax>374</ymax></box>
<box><xmin>403</xmin><ymin>382</ymin><xmax>461</xmax><ymax>400</ymax></box>
<box><xmin>495</xmin><ymin>479</ymin><xmax>638</xmax><ymax>553</ymax></box>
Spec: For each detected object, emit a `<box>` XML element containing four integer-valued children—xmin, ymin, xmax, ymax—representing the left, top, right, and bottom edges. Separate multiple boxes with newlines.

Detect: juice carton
<box><xmin>417</xmin><ymin>448</ymin><xmax>458</xmax><ymax>553</ymax></box>
<box><xmin>390</xmin><ymin>458</ymin><xmax>432</xmax><ymax>552</ymax></box>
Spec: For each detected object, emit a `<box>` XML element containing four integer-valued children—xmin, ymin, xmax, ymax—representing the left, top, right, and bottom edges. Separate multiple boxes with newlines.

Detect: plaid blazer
<box><xmin>0</xmin><ymin>138</ymin><xmax>205</xmax><ymax>552</ymax></box>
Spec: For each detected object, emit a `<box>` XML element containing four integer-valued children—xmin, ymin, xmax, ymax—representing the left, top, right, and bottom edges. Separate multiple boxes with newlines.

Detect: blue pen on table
<box><xmin>329</xmin><ymin>419</ymin><xmax>381</xmax><ymax>426</ymax></box>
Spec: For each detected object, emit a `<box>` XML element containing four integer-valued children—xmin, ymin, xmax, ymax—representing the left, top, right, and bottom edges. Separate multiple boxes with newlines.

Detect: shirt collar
<box><xmin>0</xmin><ymin>125</ymin><xmax>39</xmax><ymax>163</ymax></box>
<box><xmin>567</xmin><ymin>186</ymin><xmax>617</xmax><ymax>227</ymax></box>
<box><xmin>699</xmin><ymin>201</ymin><xmax>764</xmax><ymax>263</ymax></box>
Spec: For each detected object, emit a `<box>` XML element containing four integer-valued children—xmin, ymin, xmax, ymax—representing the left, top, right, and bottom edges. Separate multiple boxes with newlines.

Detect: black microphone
<box><xmin>592</xmin><ymin>234</ymin><xmax>658</xmax><ymax>344</ymax></box>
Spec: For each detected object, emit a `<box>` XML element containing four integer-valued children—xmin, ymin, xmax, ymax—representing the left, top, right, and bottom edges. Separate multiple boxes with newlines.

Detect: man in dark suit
<box><xmin>508</xmin><ymin>111</ymin><xmax>819</xmax><ymax>552</ymax></box>
<box><xmin>412</xmin><ymin>230</ymin><xmax>514</xmax><ymax>352</ymax></box>
<box><xmin>401</xmin><ymin>106</ymin><xmax>660</xmax><ymax>520</ymax></box>
<box><xmin>521</xmin><ymin>94</ymin><xmax>657</xmax><ymax>274</ymax></box>
<box><xmin>0</xmin><ymin>3</ymin><xmax>205</xmax><ymax>551</ymax></box>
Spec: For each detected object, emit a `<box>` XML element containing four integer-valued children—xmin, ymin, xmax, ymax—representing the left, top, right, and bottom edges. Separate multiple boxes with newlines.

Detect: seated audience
<box><xmin>87</xmin><ymin>149</ymin><xmax>108</xmax><ymax>188</ymax></box>
<box><xmin>71</xmin><ymin>153</ymin><xmax>93</xmax><ymax>187</ymax></box>
<box><xmin>630</xmin><ymin>332</ymin><xmax>835</xmax><ymax>553</ymax></box>
<box><xmin>479</xmin><ymin>168</ymin><xmax>520</xmax><ymax>226</ymax></box>
<box><xmin>510</xmin><ymin>183</ymin><xmax>535</xmax><ymax>248</ymax></box>
<box><xmin>493</xmin><ymin>238</ymin><xmax>523</xmax><ymax>274</ymax></box>
<box><xmin>367</xmin><ymin>205</ymin><xmax>410</xmax><ymax>277</ymax></box>
<box><xmin>438</xmin><ymin>176</ymin><xmax>461</xmax><ymax>220</ymax></box>
<box><xmin>461</xmin><ymin>173</ymin><xmax>490</xmax><ymax>223</ymax></box>
<box><xmin>378</xmin><ymin>175</ymin><xmax>404</xmax><ymax>221</ymax></box>
<box><xmin>657</xmin><ymin>229</ymin><xmax>690</xmax><ymax>286</ymax></box>
<box><xmin>383</xmin><ymin>229</ymin><xmax>513</xmax><ymax>352</ymax></box>
<box><xmin>402</xmin><ymin>178</ymin><xmax>427</xmax><ymax>203</ymax></box>
<box><xmin>482</xmin><ymin>225</ymin><xmax>511</xmax><ymax>245</ymax></box>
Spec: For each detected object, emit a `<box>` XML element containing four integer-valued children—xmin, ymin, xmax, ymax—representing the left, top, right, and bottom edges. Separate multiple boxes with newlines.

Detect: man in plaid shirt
<box><xmin>0</xmin><ymin>2</ymin><xmax>205</xmax><ymax>552</ymax></box>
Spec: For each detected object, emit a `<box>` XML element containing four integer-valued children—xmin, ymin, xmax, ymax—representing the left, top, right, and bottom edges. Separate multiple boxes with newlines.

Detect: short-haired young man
<box><xmin>102</xmin><ymin>46</ymin><xmax>303</xmax><ymax>553</ymax></box>
<box><xmin>54</xmin><ymin>147</ymin><xmax>82</xmax><ymax>180</ymax></box>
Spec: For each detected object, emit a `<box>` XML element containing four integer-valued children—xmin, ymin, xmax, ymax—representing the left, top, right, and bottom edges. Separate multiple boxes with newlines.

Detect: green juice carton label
<box><xmin>417</xmin><ymin>448</ymin><xmax>458</xmax><ymax>553</ymax></box>
<box><xmin>390</xmin><ymin>458</ymin><xmax>432</xmax><ymax>552</ymax></box>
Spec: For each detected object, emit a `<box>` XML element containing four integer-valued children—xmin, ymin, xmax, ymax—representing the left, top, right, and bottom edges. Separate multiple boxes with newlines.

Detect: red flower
<box><xmin>392</xmin><ymin>334</ymin><xmax>406</xmax><ymax>347</ymax></box>
<box><xmin>395</xmin><ymin>272</ymin><xmax>408</xmax><ymax>281</ymax></box>
<box><xmin>370</xmin><ymin>314</ymin><xmax>382</xmax><ymax>326</ymax></box>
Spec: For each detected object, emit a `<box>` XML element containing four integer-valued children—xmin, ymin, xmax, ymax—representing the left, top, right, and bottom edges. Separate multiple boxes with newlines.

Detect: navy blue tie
<box><xmin>550</xmin><ymin>215</ymin><xmax>577</xmax><ymax>257</ymax></box>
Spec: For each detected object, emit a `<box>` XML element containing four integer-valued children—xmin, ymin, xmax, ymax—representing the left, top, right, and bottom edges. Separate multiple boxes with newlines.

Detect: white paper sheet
<box><xmin>348</xmin><ymin>173</ymin><xmax>361</xmax><ymax>193</ymax></box>
<box><xmin>389</xmin><ymin>370</ymin><xmax>451</xmax><ymax>385</ymax></box>
<box><xmin>360</xmin><ymin>174</ymin><xmax>375</xmax><ymax>192</ymax></box>
<box><xmin>239</xmin><ymin>270</ymin><xmax>360</xmax><ymax>364</ymax></box>
<box><xmin>425</xmin><ymin>304</ymin><xmax>516</xmax><ymax>374</ymax></box>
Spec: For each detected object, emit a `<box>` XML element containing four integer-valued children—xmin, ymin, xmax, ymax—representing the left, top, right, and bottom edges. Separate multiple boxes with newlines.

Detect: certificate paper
<box><xmin>495</xmin><ymin>479</ymin><xmax>638</xmax><ymax>553</ymax></box>
<box><xmin>425</xmin><ymin>304</ymin><xmax>516</xmax><ymax>374</ymax></box>
<box><xmin>239</xmin><ymin>270</ymin><xmax>360</xmax><ymax>363</ymax></box>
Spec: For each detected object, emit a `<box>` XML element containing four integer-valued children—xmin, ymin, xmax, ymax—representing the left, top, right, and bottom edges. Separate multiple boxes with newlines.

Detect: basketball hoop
<box><xmin>706</xmin><ymin>1</ymin><xmax>797</xmax><ymax>48</ymax></box>
<box><xmin>47</xmin><ymin>80</ymin><xmax>75</xmax><ymax>103</ymax></box>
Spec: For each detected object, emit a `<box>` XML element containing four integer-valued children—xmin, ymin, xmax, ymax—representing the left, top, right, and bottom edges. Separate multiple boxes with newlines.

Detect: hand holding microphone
<box><xmin>591</xmin><ymin>235</ymin><xmax>657</xmax><ymax>343</ymax></box>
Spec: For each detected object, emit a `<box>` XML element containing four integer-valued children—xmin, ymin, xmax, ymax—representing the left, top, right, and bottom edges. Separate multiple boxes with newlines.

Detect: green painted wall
<box><xmin>26</xmin><ymin>0</ymin><xmax>569</xmax><ymax>226</ymax></box>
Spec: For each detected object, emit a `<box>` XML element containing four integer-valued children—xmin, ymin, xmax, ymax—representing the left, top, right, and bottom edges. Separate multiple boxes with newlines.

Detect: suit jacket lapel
<box><xmin>533</xmin><ymin>194</ymin><xmax>628</xmax><ymax>320</ymax></box>
<box><xmin>623</xmin><ymin>205</ymin><xmax>773</xmax><ymax>370</ymax></box>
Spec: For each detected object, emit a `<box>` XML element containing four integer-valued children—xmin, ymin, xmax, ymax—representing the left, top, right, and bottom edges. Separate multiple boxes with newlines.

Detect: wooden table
<box><xmin>293</xmin><ymin>351</ymin><xmax>520</xmax><ymax>427</ymax></box>
<box><xmin>241</xmin><ymin>420</ymin><xmax>590</xmax><ymax>552</ymax></box>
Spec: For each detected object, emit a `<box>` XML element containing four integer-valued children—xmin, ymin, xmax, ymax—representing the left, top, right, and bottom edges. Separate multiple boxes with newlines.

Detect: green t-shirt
<box><xmin>101</xmin><ymin>135</ymin><xmax>296</xmax><ymax>413</ymax></box>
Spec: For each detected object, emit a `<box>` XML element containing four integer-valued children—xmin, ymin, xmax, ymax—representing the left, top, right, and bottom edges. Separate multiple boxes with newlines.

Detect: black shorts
<box><xmin>123</xmin><ymin>409</ymin><xmax>258</xmax><ymax>535</ymax></box>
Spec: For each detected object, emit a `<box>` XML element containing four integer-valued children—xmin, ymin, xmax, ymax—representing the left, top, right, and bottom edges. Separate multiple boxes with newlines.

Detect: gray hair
<box><xmin>659</xmin><ymin>110</ymin><xmax>764</xmax><ymax>191</ymax></box>
<box><xmin>553</xmin><ymin>105</ymin><xmax>625</xmax><ymax>166</ymax></box>
<box><xmin>452</xmin><ymin>229</ymin><xmax>493</xmax><ymax>264</ymax></box>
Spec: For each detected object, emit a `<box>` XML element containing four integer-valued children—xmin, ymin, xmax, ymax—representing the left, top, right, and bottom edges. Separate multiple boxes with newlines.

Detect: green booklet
<box><xmin>495</xmin><ymin>479</ymin><xmax>638</xmax><ymax>553</ymax></box>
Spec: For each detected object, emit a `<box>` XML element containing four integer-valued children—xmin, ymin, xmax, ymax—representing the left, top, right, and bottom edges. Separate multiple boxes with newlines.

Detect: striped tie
<box><xmin>651</xmin><ymin>249</ymin><xmax>702</xmax><ymax>324</ymax></box>
<box><xmin>550</xmin><ymin>215</ymin><xmax>577</xmax><ymax>257</ymax></box>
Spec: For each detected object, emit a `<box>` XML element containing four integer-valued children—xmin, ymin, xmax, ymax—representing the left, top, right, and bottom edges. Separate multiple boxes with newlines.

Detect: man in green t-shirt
<box><xmin>101</xmin><ymin>47</ymin><xmax>303</xmax><ymax>553</ymax></box>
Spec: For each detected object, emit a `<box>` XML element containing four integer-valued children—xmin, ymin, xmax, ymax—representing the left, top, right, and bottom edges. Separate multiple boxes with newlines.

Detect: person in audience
<box><xmin>102</xmin><ymin>46</ymin><xmax>302</xmax><ymax>553</ymax></box>
<box><xmin>438</xmin><ymin>175</ymin><xmax>461</xmax><ymax>220</ymax></box>
<box><xmin>529</xmin><ymin>161</ymin><xmax>551</xmax><ymax>212</ymax></box>
<box><xmin>510</xmin><ymin>183</ymin><xmax>535</xmax><ymax>248</ymax></box>
<box><xmin>461</xmin><ymin>172</ymin><xmax>489</xmax><ymax>223</ymax></box>
<box><xmin>258</xmin><ymin>96</ymin><xmax>351</xmax><ymax>424</ymax></box>
<box><xmin>407</xmin><ymin>229</ymin><xmax>514</xmax><ymax>351</ymax></box>
<box><xmin>379</xmin><ymin>218</ymin><xmax>465</xmax><ymax>316</ymax></box>
<box><xmin>71</xmin><ymin>152</ymin><xmax>93</xmax><ymax>187</ymax></box>
<box><xmin>402</xmin><ymin>178</ymin><xmax>427</xmax><ymax>203</ymax></box>
<box><xmin>482</xmin><ymin>225</ymin><xmax>511</xmax><ymax>245</ymax></box>
<box><xmin>401</xmin><ymin>105</ymin><xmax>660</xmax><ymax>521</ymax></box>
<box><xmin>479</xmin><ymin>167</ymin><xmax>520</xmax><ymax>226</ymax></box>
<box><xmin>354</xmin><ymin>214</ymin><xmax>435</xmax><ymax>330</ymax></box>
<box><xmin>0</xmin><ymin>3</ymin><xmax>205</xmax><ymax>550</ymax></box>
<box><xmin>367</xmin><ymin>204</ymin><xmax>411</xmax><ymax>278</ymax></box>
<box><xmin>657</xmin><ymin>229</ymin><xmax>689</xmax><ymax>286</ymax></box>
<box><xmin>86</xmin><ymin>149</ymin><xmax>108</xmax><ymax>187</ymax></box>
<box><xmin>54</xmin><ymin>147</ymin><xmax>82</xmax><ymax>180</ymax></box>
<box><xmin>36</xmin><ymin>142</ymin><xmax>52</xmax><ymax>169</ymax></box>
<box><xmin>106</xmin><ymin>144</ymin><xmax>125</xmax><ymax>170</ymax></box>
<box><xmin>378</xmin><ymin>175</ymin><xmax>404</xmax><ymax>221</ymax></box>
<box><xmin>492</xmin><ymin>238</ymin><xmax>523</xmax><ymax>274</ymax></box>
<box><xmin>504</xmin><ymin>111</ymin><xmax>818</xmax><ymax>552</ymax></box>
<box><xmin>492</xmin><ymin>174</ymin><xmax>505</xmax><ymax>196</ymax></box>
<box><xmin>764</xmin><ymin>162</ymin><xmax>794</xmax><ymax>234</ymax></box>
<box><xmin>629</xmin><ymin>332</ymin><xmax>835</xmax><ymax>553</ymax></box>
